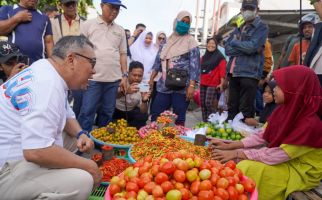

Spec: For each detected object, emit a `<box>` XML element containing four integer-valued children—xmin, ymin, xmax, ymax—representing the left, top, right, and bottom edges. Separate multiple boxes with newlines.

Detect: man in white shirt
<box><xmin>0</xmin><ymin>35</ymin><xmax>101</xmax><ymax>200</ymax></box>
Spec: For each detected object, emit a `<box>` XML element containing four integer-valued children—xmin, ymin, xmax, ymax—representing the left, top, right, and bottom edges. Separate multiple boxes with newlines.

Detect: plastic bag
<box><xmin>186</xmin><ymin>127</ymin><xmax>207</xmax><ymax>139</ymax></box>
<box><xmin>208</xmin><ymin>111</ymin><xmax>228</xmax><ymax>128</ymax></box>
<box><xmin>218</xmin><ymin>92</ymin><xmax>227</xmax><ymax>110</ymax></box>
<box><xmin>231</xmin><ymin>112</ymin><xmax>263</xmax><ymax>135</ymax></box>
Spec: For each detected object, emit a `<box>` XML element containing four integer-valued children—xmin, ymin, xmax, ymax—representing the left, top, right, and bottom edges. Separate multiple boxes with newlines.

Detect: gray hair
<box><xmin>52</xmin><ymin>35</ymin><xmax>94</xmax><ymax>59</ymax></box>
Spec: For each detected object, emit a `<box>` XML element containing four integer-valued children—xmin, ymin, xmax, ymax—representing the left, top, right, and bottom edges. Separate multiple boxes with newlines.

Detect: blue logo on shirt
<box><xmin>2</xmin><ymin>68</ymin><xmax>34</xmax><ymax>115</ymax></box>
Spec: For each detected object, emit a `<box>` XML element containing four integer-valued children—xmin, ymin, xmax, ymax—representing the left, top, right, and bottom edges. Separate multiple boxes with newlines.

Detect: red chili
<box><xmin>99</xmin><ymin>157</ymin><xmax>131</xmax><ymax>182</ymax></box>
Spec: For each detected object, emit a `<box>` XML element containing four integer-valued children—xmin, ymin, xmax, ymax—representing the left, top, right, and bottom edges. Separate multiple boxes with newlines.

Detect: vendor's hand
<box><xmin>210</xmin><ymin>139</ymin><xmax>233</xmax><ymax>150</ymax></box>
<box><xmin>186</xmin><ymin>85</ymin><xmax>195</xmax><ymax>101</ymax></box>
<box><xmin>212</xmin><ymin>149</ymin><xmax>237</xmax><ymax>163</ymax></box>
<box><xmin>245</xmin><ymin>118</ymin><xmax>259</xmax><ymax>127</ymax></box>
<box><xmin>120</xmin><ymin>77</ymin><xmax>128</xmax><ymax>94</ymax></box>
<box><xmin>8</xmin><ymin>63</ymin><xmax>27</xmax><ymax>79</ymax></box>
<box><xmin>127</xmin><ymin>83</ymin><xmax>139</xmax><ymax>94</ymax></box>
<box><xmin>77</xmin><ymin>134</ymin><xmax>94</xmax><ymax>153</ymax></box>
<box><xmin>13</xmin><ymin>10</ymin><xmax>32</xmax><ymax>23</ymax></box>
<box><xmin>141</xmin><ymin>91</ymin><xmax>151</xmax><ymax>102</ymax></box>
<box><xmin>87</xmin><ymin>160</ymin><xmax>103</xmax><ymax>188</ymax></box>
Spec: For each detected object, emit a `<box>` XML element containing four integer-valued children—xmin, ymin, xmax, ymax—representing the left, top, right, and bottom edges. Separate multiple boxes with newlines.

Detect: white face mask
<box><xmin>242</xmin><ymin>10</ymin><xmax>257</xmax><ymax>22</ymax></box>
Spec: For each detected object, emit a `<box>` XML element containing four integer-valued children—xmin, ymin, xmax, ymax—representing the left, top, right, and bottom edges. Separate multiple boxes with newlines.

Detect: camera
<box><xmin>17</xmin><ymin>55</ymin><xmax>29</xmax><ymax>66</ymax></box>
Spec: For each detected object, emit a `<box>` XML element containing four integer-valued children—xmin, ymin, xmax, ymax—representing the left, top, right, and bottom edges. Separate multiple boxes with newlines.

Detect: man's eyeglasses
<box><xmin>104</xmin><ymin>3</ymin><xmax>121</xmax><ymax>11</ymax></box>
<box><xmin>0</xmin><ymin>44</ymin><xmax>19</xmax><ymax>56</ymax></box>
<box><xmin>63</xmin><ymin>1</ymin><xmax>77</xmax><ymax>7</ymax></box>
<box><xmin>74</xmin><ymin>53</ymin><xmax>96</xmax><ymax>69</ymax></box>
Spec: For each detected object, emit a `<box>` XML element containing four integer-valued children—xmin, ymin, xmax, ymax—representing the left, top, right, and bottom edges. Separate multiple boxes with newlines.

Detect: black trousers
<box><xmin>318</xmin><ymin>75</ymin><xmax>322</xmax><ymax>87</ymax></box>
<box><xmin>112</xmin><ymin>107</ymin><xmax>148</xmax><ymax>129</ymax></box>
<box><xmin>227</xmin><ymin>75</ymin><xmax>259</xmax><ymax>120</ymax></box>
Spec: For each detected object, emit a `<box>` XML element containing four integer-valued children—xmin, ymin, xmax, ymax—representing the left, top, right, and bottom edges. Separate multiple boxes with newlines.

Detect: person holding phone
<box><xmin>113</xmin><ymin>61</ymin><xmax>151</xmax><ymax>129</ymax></box>
<box><xmin>0</xmin><ymin>41</ymin><xmax>28</xmax><ymax>83</ymax></box>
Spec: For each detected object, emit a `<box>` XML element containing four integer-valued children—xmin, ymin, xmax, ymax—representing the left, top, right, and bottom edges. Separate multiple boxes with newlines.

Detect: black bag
<box><xmin>165</xmin><ymin>67</ymin><xmax>188</xmax><ymax>90</ymax></box>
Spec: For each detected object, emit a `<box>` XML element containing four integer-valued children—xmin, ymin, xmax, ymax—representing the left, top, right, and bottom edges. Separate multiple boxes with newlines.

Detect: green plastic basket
<box><xmin>88</xmin><ymin>186</ymin><xmax>107</xmax><ymax>200</ymax></box>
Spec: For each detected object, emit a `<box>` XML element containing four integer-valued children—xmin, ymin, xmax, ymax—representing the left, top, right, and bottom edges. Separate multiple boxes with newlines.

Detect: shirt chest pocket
<box><xmin>105</xmin><ymin>31</ymin><xmax>122</xmax><ymax>48</ymax></box>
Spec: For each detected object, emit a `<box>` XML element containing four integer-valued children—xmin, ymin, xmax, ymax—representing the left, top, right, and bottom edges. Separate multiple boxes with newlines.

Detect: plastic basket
<box><xmin>88</xmin><ymin>185</ymin><xmax>107</xmax><ymax>200</ymax></box>
<box><xmin>104</xmin><ymin>176</ymin><xmax>258</xmax><ymax>200</ymax></box>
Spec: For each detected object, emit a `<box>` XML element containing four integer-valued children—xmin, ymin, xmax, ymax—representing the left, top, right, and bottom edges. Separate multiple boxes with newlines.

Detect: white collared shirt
<box><xmin>0</xmin><ymin>59</ymin><xmax>75</xmax><ymax>168</ymax></box>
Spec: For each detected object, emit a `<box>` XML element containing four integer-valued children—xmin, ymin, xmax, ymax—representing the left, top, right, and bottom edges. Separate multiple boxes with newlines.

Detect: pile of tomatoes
<box><xmin>108</xmin><ymin>152</ymin><xmax>256</xmax><ymax>200</ymax></box>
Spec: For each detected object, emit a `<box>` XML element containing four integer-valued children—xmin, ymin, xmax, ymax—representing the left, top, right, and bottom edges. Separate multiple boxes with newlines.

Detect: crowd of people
<box><xmin>0</xmin><ymin>0</ymin><xmax>322</xmax><ymax>199</ymax></box>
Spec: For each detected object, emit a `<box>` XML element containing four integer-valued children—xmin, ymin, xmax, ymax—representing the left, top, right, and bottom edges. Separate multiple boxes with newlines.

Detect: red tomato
<box><xmin>199</xmin><ymin>180</ymin><xmax>212</xmax><ymax>191</ymax></box>
<box><xmin>144</xmin><ymin>182</ymin><xmax>156</xmax><ymax>194</ymax></box>
<box><xmin>161</xmin><ymin>181</ymin><xmax>174</xmax><ymax>193</ymax></box>
<box><xmin>125</xmin><ymin>191</ymin><xmax>137</xmax><ymax>198</ymax></box>
<box><xmin>173</xmin><ymin>170</ymin><xmax>186</xmax><ymax>183</ymax></box>
<box><xmin>141</xmin><ymin>172</ymin><xmax>153</xmax><ymax>179</ymax></box>
<box><xmin>227</xmin><ymin>177</ymin><xmax>237</xmax><ymax>186</ymax></box>
<box><xmin>214</xmin><ymin>196</ymin><xmax>224</xmax><ymax>200</ymax></box>
<box><xmin>109</xmin><ymin>184</ymin><xmax>121</xmax><ymax>196</ymax></box>
<box><xmin>225</xmin><ymin>160</ymin><xmax>236</xmax><ymax>170</ymax></box>
<box><xmin>217</xmin><ymin>177</ymin><xmax>229</xmax><ymax>189</ymax></box>
<box><xmin>176</xmin><ymin>161</ymin><xmax>189</xmax><ymax>171</ymax></box>
<box><xmin>227</xmin><ymin>186</ymin><xmax>239</xmax><ymax>200</ymax></box>
<box><xmin>179</xmin><ymin>188</ymin><xmax>190</xmax><ymax>200</ymax></box>
<box><xmin>224</xmin><ymin>167</ymin><xmax>236</xmax><ymax>177</ymax></box>
<box><xmin>190</xmin><ymin>181</ymin><xmax>200</xmax><ymax>195</ymax></box>
<box><xmin>160</xmin><ymin>162</ymin><xmax>176</xmax><ymax>175</ymax></box>
<box><xmin>238</xmin><ymin>194</ymin><xmax>248</xmax><ymax>200</ymax></box>
<box><xmin>155</xmin><ymin>172</ymin><xmax>169</xmax><ymax>184</ymax></box>
<box><xmin>151</xmin><ymin>165</ymin><xmax>160</xmax><ymax>176</ymax></box>
<box><xmin>198</xmin><ymin>190</ymin><xmax>215</xmax><ymax>200</ymax></box>
<box><xmin>234</xmin><ymin>168</ymin><xmax>244</xmax><ymax>179</ymax></box>
<box><xmin>200</xmin><ymin>161</ymin><xmax>212</xmax><ymax>170</ymax></box>
<box><xmin>117</xmin><ymin>179</ymin><xmax>126</xmax><ymax>188</ymax></box>
<box><xmin>190</xmin><ymin>196</ymin><xmax>198</xmax><ymax>200</ymax></box>
<box><xmin>130</xmin><ymin>177</ymin><xmax>140</xmax><ymax>184</ymax></box>
<box><xmin>133</xmin><ymin>161</ymin><xmax>143</xmax><ymax>168</ymax></box>
<box><xmin>216</xmin><ymin>188</ymin><xmax>229</xmax><ymax>200</ymax></box>
<box><xmin>152</xmin><ymin>185</ymin><xmax>164</xmax><ymax>198</ymax></box>
<box><xmin>175</xmin><ymin>182</ymin><xmax>184</xmax><ymax>189</ymax></box>
<box><xmin>210</xmin><ymin>174</ymin><xmax>220</xmax><ymax>185</ymax></box>
<box><xmin>219</xmin><ymin>169</ymin><xmax>227</xmax><ymax>177</ymax></box>
<box><xmin>233</xmin><ymin>174</ymin><xmax>240</xmax><ymax>183</ymax></box>
<box><xmin>242</xmin><ymin>178</ymin><xmax>256</xmax><ymax>193</ymax></box>
<box><xmin>144</xmin><ymin>155</ymin><xmax>153</xmax><ymax>162</ymax></box>
<box><xmin>139</xmin><ymin>166</ymin><xmax>149</xmax><ymax>175</ymax></box>
<box><xmin>126</xmin><ymin>182</ymin><xmax>139</xmax><ymax>193</ymax></box>
<box><xmin>211</xmin><ymin>167</ymin><xmax>220</xmax><ymax>175</ymax></box>
<box><xmin>137</xmin><ymin>176</ymin><xmax>151</xmax><ymax>188</ymax></box>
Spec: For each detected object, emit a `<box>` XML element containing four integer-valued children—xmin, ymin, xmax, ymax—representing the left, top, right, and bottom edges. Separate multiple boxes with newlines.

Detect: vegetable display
<box><xmin>108</xmin><ymin>152</ymin><xmax>256</xmax><ymax>200</ymax></box>
<box><xmin>194</xmin><ymin>122</ymin><xmax>244</xmax><ymax>141</ymax></box>
<box><xmin>91</xmin><ymin>119</ymin><xmax>141</xmax><ymax>145</ymax></box>
<box><xmin>91</xmin><ymin>155</ymin><xmax>131</xmax><ymax>183</ymax></box>
<box><xmin>130</xmin><ymin>133</ymin><xmax>211</xmax><ymax>161</ymax></box>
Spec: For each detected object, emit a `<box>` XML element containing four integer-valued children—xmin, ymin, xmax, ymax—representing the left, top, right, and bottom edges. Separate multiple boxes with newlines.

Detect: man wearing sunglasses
<box><xmin>79</xmin><ymin>0</ymin><xmax>128</xmax><ymax>132</ymax></box>
<box><xmin>0</xmin><ymin>35</ymin><xmax>100</xmax><ymax>200</ymax></box>
<box><xmin>0</xmin><ymin>41</ymin><xmax>29</xmax><ymax>83</ymax></box>
<box><xmin>0</xmin><ymin>0</ymin><xmax>54</xmax><ymax>64</ymax></box>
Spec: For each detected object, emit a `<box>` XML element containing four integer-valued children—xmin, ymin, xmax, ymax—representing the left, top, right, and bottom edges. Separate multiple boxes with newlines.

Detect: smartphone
<box><xmin>138</xmin><ymin>83</ymin><xmax>150</xmax><ymax>92</ymax></box>
<box><xmin>17</xmin><ymin>55</ymin><xmax>29</xmax><ymax>66</ymax></box>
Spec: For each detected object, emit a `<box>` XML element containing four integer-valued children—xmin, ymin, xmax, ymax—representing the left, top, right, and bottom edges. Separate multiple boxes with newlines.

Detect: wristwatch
<box><xmin>77</xmin><ymin>130</ymin><xmax>89</xmax><ymax>139</ymax></box>
<box><xmin>122</xmin><ymin>72</ymin><xmax>129</xmax><ymax>78</ymax></box>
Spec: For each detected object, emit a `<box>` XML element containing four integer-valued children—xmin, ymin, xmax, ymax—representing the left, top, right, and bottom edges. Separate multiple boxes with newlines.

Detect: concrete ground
<box><xmin>185</xmin><ymin>107</ymin><xmax>202</xmax><ymax>128</ymax></box>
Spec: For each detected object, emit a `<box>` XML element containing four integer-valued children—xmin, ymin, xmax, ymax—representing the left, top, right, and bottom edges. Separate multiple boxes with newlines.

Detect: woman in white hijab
<box><xmin>149</xmin><ymin>11</ymin><xmax>200</xmax><ymax>125</ymax></box>
<box><xmin>130</xmin><ymin>31</ymin><xmax>158</xmax><ymax>82</ymax></box>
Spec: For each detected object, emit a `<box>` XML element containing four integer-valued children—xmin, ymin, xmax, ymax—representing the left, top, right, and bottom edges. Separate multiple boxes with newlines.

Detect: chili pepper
<box><xmin>97</xmin><ymin>157</ymin><xmax>131</xmax><ymax>182</ymax></box>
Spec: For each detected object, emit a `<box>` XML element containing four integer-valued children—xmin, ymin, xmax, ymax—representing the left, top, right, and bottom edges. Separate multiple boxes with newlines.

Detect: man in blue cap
<box><xmin>225</xmin><ymin>0</ymin><xmax>269</xmax><ymax>121</ymax></box>
<box><xmin>79</xmin><ymin>0</ymin><xmax>128</xmax><ymax>132</ymax></box>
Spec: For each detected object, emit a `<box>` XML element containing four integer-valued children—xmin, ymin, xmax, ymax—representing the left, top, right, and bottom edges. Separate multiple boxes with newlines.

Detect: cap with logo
<box><xmin>0</xmin><ymin>41</ymin><xmax>22</xmax><ymax>64</ymax></box>
<box><xmin>101</xmin><ymin>0</ymin><xmax>127</xmax><ymax>9</ymax></box>
<box><xmin>242</xmin><ymin>0</ymin><xmax>258</xmax><ymax>9</ymax></box>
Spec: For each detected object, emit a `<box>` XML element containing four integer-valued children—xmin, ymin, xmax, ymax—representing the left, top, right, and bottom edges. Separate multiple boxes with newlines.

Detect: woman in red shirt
<box><xmin>200</xmin><ymin>38</ymin><xmax>227</xmax><ymax>122</ymax></box>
